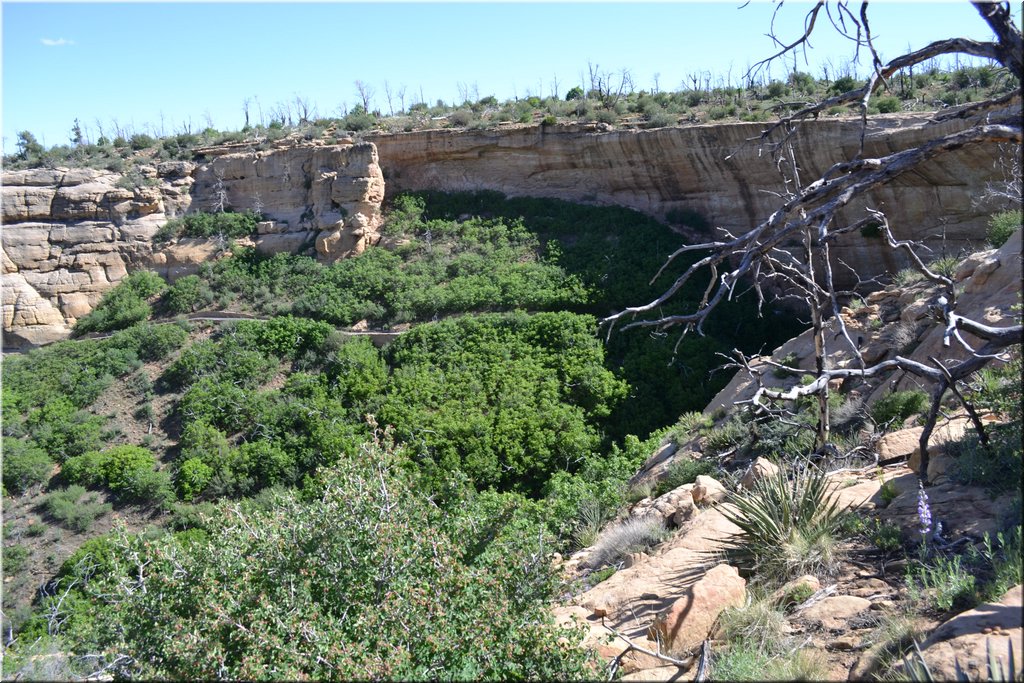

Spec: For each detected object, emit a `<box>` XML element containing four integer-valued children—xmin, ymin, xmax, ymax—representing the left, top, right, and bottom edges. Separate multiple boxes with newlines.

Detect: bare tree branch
<box><xmin>604</xmin><ymin>1</ymin><xmax>1021</xmax><ymax>479</ymax></box>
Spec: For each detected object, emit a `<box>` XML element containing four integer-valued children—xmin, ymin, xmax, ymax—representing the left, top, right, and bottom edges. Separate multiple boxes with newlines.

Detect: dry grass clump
<box><xmin>581</xmin><ymin>515</ymin><xmax>669</xmax><ymax>570</ymax></box>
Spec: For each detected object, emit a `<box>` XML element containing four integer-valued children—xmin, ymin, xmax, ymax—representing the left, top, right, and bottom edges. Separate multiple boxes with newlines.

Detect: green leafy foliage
<box><xmin>71</xmin><ymin>439</ymin><xmax>592</xmax><ymax>680</ymax></box>
<box><xmin>653</xmin><ymin>456</ymin><xmax>717</xmax><ymax>497</ymax></box>
<box><xmin>161</xmin><ymin>274</ymin><xmax>214</xmax><ymax>314</ymax></box>
<box><xmin>379</xmin><ymin>312</ymin><xmax>628</xmax><ymax>495</ymax></box>
<box><xmin>906</xmin><ymin>554</ymin><xmax>979</xmax><ymax>614</ymax></box>
<box><xmin>156</xmin><ymin>210</ymin><xmax>262</xmax><ymax>241</ymax></box>
<box><xmin>22</xmin><ymin>397</ymin><xmax>105</xmax><ymax>463</ymax></box>
<box><xmin>165</xmin><ymin>192</ymin><xmax>798</xmax><ymax>441</ymax></box>
<box><xmin>73</xmin><ymin>271</ymin><xmax>166</xmax><ymax>335</ymax></box>
<box><xmin>2</xmin><ymin>437</ymin><xmax>54</xmax><ymax>494</ymax></box>
<box><xmin>666</xmin><ymin>411</ymin><xmax>713</xmax><ymax>446</ymax></box>
<box><xmin>987</xmin><ymin>210</ymin><xmax>1021</xmax><ymax>248</ymax></box>
<box><xmin>872</xmin><ymin>390</ymin><xmax>929</xmax><ymax>428</ymax></box>
<box><xmin>62</xmin><ymin>445</ymin><xmax>170</xmax><ymax>504</ymax></box>
<box><xmin>3</xmin><ymin>544</ymin><xmax>30</xmax><ymax>574</ymax></box>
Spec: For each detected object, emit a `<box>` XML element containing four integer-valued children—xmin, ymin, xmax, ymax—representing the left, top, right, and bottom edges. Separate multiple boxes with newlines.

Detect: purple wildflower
<box><xmin>917</xmin><ymin>481</ymin><xmax>932</xmax><ymax>537</ymax></box>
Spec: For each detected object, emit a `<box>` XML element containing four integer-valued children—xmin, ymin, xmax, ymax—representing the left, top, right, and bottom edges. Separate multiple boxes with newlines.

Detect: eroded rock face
<box><xmin>650</xmin><ymin>563</ymin><xmax>747</xmax><ymax>656</ymax></box>
<box><xmin>370</xmin><ymin>115</ymin><xmax>1009</xmax><ymax>285</ymax></box>
<box><xmin>916</xmin><ymin>585</ymin><xmax>1023</xmax><ymax>682</ymax></box>
<box><xmin>2</xmin><ymin>142</ymin><xmax>384</xmax><ymax>348</ymax></box>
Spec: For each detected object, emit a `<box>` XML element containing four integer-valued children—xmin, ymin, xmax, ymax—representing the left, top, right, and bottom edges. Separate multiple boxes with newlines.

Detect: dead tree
<box><xmin>601</xmin><ymin>1</ymin><xmax>1022</xmax><ymax>483</ymax></box>
<box><xmin>354</xmin><ymin>80</ymin><xmax>375</xmax><ymax>112</ymax></box>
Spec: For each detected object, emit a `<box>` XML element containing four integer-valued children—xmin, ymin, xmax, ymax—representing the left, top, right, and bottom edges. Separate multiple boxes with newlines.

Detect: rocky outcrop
<box><xmin>370</xmin><ymin>114</ymin><xmax>1010</xmax><ymax>283</ymax></box>
<box><xmin>2</xmin><ymin>141</ymin><xmax>384</xmax><ymax>347</ymax></box>
<box><xmin>650</xmin><ymin>563</ymin><xmax>747</xmax><ymax>656</ymax></box>
<box><xmin>915</xmin><ymin>585</ymin><xmax>1023</xmax><ymax>682</ymax></box>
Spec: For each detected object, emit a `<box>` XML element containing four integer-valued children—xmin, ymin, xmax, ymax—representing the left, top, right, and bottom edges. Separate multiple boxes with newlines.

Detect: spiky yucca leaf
<box><xmin>719</xmin><ymin>465</ymin><xmax>849</xmax><ymax>582</ymax></box>
<box><xmin>902</xmin><ymin>637</ymin><xmax>1019</xmax><ymax>682</ymax></box>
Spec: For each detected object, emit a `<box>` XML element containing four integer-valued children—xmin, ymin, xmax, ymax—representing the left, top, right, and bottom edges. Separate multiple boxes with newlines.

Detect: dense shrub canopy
<box><xmin>71</xmin><ymin>440</ymin><xmax>593</xmax><ymax>680</ymax></box>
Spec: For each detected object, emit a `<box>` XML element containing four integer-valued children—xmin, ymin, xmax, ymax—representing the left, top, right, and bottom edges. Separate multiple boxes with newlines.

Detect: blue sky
<box><xmin>2</xmin><ymin>1</ymin><xmax>1015</xmax><ymax>155</ymax></box>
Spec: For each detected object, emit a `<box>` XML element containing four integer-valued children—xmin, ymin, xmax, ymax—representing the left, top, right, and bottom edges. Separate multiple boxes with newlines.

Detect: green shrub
<box><xmin>893</xmin><ymin>268</ymin><xmax>926</xmax><ymax>286</ymax></box>
<box><xmin>667</xmin><ymin>411</ymin><xmax>713</xmax><ymax>447</ymax></box>
<box><xmin>42</xmin><ymin>486</ymin><xmax>112</xmax><ymax>532</ymax></box>
<box><xmin>57</xmin><ymin>535</ymin><xmax>119</xmax><ymax>583</ymax></box>
<box><xmin>874</xmin><ymin>95</ymin><xmax>901</xmax><ymax>113</ymax></box>
<box><xmin>110</xmin><ymin>322</ymin><xmax>189</xmax><ymax>361</ymax></box>
<box><xmin>590</xmin><ymin>566</ymin><xmax>616</xmax><ymax>584</ymax></box>
<box><xmin>230</xmin><ymin>316</ymin><xmax>334</xmax><ymax>361</ymax></box>
<box><xmin>341</xmin><ymin>108</ymin><xmax>377</xmax><ymax>132</ymax></box>
<box><xmin>987</xmin><ymin>210</ymin><xmax>1021</xmax><ymax>248</ymax></box>
<box><xmin>62</xmin><ymin>445</ymin><xmax>164</xmax><ymax>503</ymax></box>
<box><xmin>906</xmin><ymin>554</ymin><xmax>978</xmax><ymax>614</ymax></box>
<box><xmin>871</xmin><ymin>390</ymin><xmax>928</xmax><ymax>428</ymax></box>
<box><xmin>718</xmin><ymin>598</ymin><xmax>788</xmax><ymax>651</ymax></box>
<box><xmin>879</xmin><ymin>480</ymin><xmax>900</xmax><ymax>506</ymax></box>
<box><xmin>773</xmin><ymin>351</ymin><xmax>800</xmax><ymax>378</ymax></box>
<box><xmin>831</xmin><ymin>76</ymin><xmax>858</xmax><ymax>93</ymax></box>
<box><xmin>129</xmin><ymin>133</ymin><xmax>156</xmax><ymax>150</ymax></box>
<box><xmin>74</xmin><ymin>440</ymin><xmax>592</xmax><ymax>680</ymax></box>
<box><xmin>653</xmin><ymin>456</ymin><xmax>716</xmax><ymax>497</ymax></box>
<box><xmin>3</xmin><ymin>544</ymin><xmax>30</xmax><ymax>574</ymax></box>
<box><xmin>25</xmin><ymin>398</ymin><xmax>105</xmax><ymax>462</ymax></box>
<box><xmin>721</xmin><ymin>465</ymin><xmax>849</xmax><ymax>582</ymax></box>
<box><xmin>73</xmin><ymin>271</ymin><xmax>166</xmax><ymax>335</ymax></box>
<box><xmin>448</xmin><ymin>109</ymin><xmax>475</xmax><ymax>127</ymax></box>
<box><xmin>976</xmin><ymin>527</ymin><xmax>1023</xmax><ymax>601</ymax></box>
<box><xmin>162</xmin><ymin>275</ymin><xmax>214</xmax><ymax>314</ymax></box>
<box><xmin>2</xmin><ymin>437</ymin><xmax>53</xmax><ymax>493</ymax></box>
<box><xmin>928</xmin><ymin>255</ymin><xmax>960</xmax><ymax>278</ymax></box>
<box><xmin>947</xmin><ymin>424</ymin><xmax>1022</xmax><ymax>493</ymax></box>
<box><xmin>704</xmin><ymin>417</ymin><xmax>748</xmax><ymax>454</ymax></box>
<box><xmin>870</xmin><ymin>518</ymin><xmax>903</xmax><ymax>552</ymax></box>
<box><xmin>177</xmin><ymin>458</ymin><xmax>214</xmax><ymax>502</ymax></box>
<box><xmin>158</xmin><ymin>210</ymin><xmax>261</xmax><ymax>241</ymax></box>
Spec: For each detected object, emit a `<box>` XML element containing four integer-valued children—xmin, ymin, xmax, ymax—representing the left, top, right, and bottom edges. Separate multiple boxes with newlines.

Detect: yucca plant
<box><xmin>720</xmin><ymin>465</ymin><xmax>849</xmax><ymax>582</ymax></box>
<box><xmin>900</xmin><ymin>637</ymin><xmax>1019</xmax><ymax>682</ymax></box>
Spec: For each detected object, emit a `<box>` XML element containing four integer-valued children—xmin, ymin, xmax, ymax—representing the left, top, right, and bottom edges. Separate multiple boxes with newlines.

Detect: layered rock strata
<box><xmin>371</xmin><ymin>114</ymin><xmax>1011</xmax><ymax>282</ymax></box>
<box><xmin>2</xmin><ymin>142</ymin><xmax>384</xmax><ymax>347</ymax></box>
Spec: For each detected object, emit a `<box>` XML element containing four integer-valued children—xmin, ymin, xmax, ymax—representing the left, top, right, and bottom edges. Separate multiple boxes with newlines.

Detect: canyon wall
<box><xmin>2</xmin><ymin>141</ymin><xmax>384</xmax><ymax>347</ymax></box>
<box><xmin>370</xmin><ymin>114</ymin><xmax>1009</xmax><ymax>281</ymax></box>
<box><xmin>3</xmin><ymin>114</ymin><xmax>1013</xmax><ymax>348</ymax></box>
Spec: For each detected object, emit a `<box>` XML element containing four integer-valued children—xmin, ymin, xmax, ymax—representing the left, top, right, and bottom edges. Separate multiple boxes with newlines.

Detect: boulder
<box><xmin>640</xmin><ymin>483</ymin><xmax>698</xmax><ymax>525</ymax></box>
<box><xmin>916</xmin><ymin>585</ymin><xmax>1022</xmax><ymax>682</ymax></box>
<box><xmin>3</xmin><ymin>142</ymin><xmax>386</xmax><ymax>345</ymax></box>
<box><xmin>797</xmin><ymin>595</ymin><xmax>872</xmax><ymax>630</ymax></box>
<box><xmin>768</xmin><ymin>574</ymin><xmax>821</xmax><ymax>607</ymax></box>
<box><xmin>906</xmin><ymin>418</ymin><xmax>971</xmax><ymax>473</ymax></box>
<box><xmin>739</xmin><ymin>457</ymin><xmax>779</xmax><ymax>490</ymax></box>
<box><xmin>878</xmin><ymin>427</ymin><xmax>924</xmax><ymax>462</ymax></box>
<box><xmin>649</xmin><ymin>563</ymin><xmax>746</xmax><ymax>656</ymax></box>
<box><xmin>691</xmin><ymin>475</ymin><xmax>727</xmax><ymax>505</ymax></box>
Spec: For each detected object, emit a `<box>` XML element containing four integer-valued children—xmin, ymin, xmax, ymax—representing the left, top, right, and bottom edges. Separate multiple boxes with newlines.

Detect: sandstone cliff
<box><xmin>2</xmin><ymin>115</ymin><xmax>1012</xmax><ymax>348</ymax></box>
<box><xmin>2</xmin><ymin>141</ymin><xmax>384</xmax><ymax>347</ymax></box>
<box><xmin>370</xmin><ymin>115</ymin><xmax>1008</xmax><ymax>282</ymax></box>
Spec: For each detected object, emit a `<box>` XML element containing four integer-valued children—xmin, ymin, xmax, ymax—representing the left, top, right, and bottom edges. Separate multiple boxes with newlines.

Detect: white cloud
<box><xmin>40</xmin><ymin>38</ymin><xmax>75</xmax><ymax>47</ymax></box>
